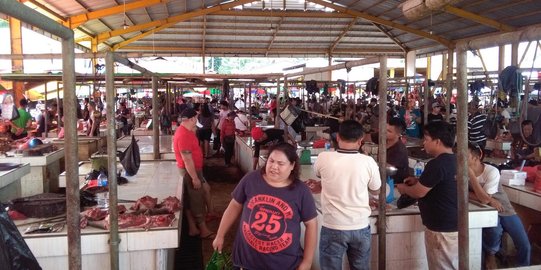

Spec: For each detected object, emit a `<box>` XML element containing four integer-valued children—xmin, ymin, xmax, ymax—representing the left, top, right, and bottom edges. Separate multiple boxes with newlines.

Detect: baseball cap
<box><xmin>180</xmin><ymin>108</ymin><xmax>197</xmax><ymax>119</ymax></box>
<box><xmin>432</xmin><ymin>102</ymin><xmax>441</xmax><ymax>108</ymax></box>
<box><xmin>251</xmin><ymin>127</ymin><xmax>264</xmax><ymax>141</ymax></box>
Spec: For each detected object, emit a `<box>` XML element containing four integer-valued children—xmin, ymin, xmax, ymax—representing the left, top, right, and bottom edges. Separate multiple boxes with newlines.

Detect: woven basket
<box><xmin>9</xmin><ymin>193</ymin><xmax>66</xmax><ymax>218</ymax></box>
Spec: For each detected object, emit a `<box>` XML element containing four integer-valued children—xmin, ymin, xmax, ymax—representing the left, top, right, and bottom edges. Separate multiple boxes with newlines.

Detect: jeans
<box><xmin>319</xmin><ymin>226</ymin><xmax>371</xmax><ymax>270</ymax></box>
<box><xmin>483</xmin><ymin>215</ymin><xmax>531</xmax><ymax>266</ymax></box>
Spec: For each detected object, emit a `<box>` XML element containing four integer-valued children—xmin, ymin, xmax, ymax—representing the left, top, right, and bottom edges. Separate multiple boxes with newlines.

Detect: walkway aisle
<box><xmin>175</xmin><ymin>154</ymin><xmax>243</xmax><ymax>269</ymax></box>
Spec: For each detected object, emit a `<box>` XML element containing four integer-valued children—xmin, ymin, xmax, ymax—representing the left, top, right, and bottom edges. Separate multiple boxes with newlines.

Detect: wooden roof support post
<box><xmin>275</xmin><ymin>78</ymin><xmax>281</xmax><ymax>129</ymax></box>
<box><xmin>152</xmin><ymin>76</ymin><xmax>160</xmax><ymax>160</ymax></box>
<box><xmin>445</xmin><ymin>49</ymin><xmax>454</xmax><ymax>122</ymax></box>
<box><xmin>498</xmin><ymin>45</ymin><xmax>505</xmax><ymax>73</ymax></box>
<box><xmin>377</xmin><ymin>55</ymin><xmax>388</xmax><ymax>270</ymax></box>
<box><xmin>511</xmin><ymin>42</ymin><xmax>519</xmax><ymax>66</ymax></box>
<box><xmin>9</xmin><ymin>17</ymin><xmax>25</xmax><ymax>104</ymax></box>
<box><xmin>105</xmin><ymin>51</ymin><xmax>120</xmax><ymax>270</ymax></box>
<box><xmin>456</xmin><ymin>48</ymin><xmax>469</xmax><ymax>270</ymax></box>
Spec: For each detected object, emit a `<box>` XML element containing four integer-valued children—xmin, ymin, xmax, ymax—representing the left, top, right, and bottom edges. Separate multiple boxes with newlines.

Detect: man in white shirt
<box><xmin>306</xmin><ymin>120</ymin><xmax>381</xmax><ymax>270</ymax></box>
<box><xmin>234</xmin><ymin>110</ymin><xmax>249</xmax><ymax>134</ymax></box>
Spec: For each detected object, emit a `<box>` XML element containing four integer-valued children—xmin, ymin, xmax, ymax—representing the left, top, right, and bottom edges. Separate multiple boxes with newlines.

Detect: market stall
<box><xmin>16</xmin><ymin>161</ymin><xmax>182</xmax><ymax>270</ymax></box>
<box><xmin>0</xmin><ymin>163</ymin><xmax>31</xmax><ymax>202</ymax></box>
<box><xmin>51</xmin><ymin>137</ymin><xmax>99</xmax><ymax>162</ymax></box>
<box><xmin>0</xmin><ymin>148</ymin><xmax>64</xmax><ymax>196</ymax></box>
<box><xmin>117</xmin><ymin>135</ymin><xmax>175</xmax><ymax>161</ymax></box>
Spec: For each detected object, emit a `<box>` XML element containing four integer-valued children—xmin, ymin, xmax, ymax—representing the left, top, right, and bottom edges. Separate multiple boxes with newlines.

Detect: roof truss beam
<box><xmin>266</xmin><ymin>17</ymin><xmax>284</xmax><ymax>57</ymax></box>
<box><xmin>66</xmin><ymin>0</ymin><xmax>168</xmax><ymax>29</ymax></box>
<box><xmin>306</xmin><ymin>0</ymin><xmax>452</xmax><ymax>47</ymax></box>
<box><xmin>93</xmin><ymin>0</ymin><xmax>256</xmax><ymax>49</ymax></box>
<box><xmin>442</xmin><ymin>5</ymin><xmax>515</xmax><ymax>32</ymax></box>
<box><xmin>120</xmin><ymin>46</ymin><xmax>404</xmax><ymax>55</ymax></box>
<box><xmin>329</xmin><ymin>18</ymin><xmax>357</xmax><ymax>55</ymax></box>
<box><xmin>372</xmin><ymin>23</ymin><xmax>408</xmax><ymax>52</ymax></box>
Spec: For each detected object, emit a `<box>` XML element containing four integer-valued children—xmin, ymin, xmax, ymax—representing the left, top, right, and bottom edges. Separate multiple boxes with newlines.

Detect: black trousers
<box><xmin>223</xmin><ymin>136</ymin><xmax>235</xmax><ymax>165</ymax></box>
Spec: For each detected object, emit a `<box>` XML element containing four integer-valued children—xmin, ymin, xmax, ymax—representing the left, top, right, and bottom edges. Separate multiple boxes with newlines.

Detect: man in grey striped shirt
<box><xmin>468</xmin><ymin>103</ymin><xmax>488</xmax><ymax>150</ymax></box>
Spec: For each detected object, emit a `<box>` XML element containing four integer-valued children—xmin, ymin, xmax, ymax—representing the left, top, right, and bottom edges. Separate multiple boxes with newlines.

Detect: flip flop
<box><xmin>200</xmin><ymin>232</ymin><xmax>216</xmax><ymax>240</ymax></box>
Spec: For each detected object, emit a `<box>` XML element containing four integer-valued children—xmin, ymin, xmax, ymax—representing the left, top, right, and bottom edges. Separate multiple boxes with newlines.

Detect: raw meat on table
<box><xmin>130</xmin><ymin>196</ymin><xmax>158</xmax><ymax>211</ymax></box>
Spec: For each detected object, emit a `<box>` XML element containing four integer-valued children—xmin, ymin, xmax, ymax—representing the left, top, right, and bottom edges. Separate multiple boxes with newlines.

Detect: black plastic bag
<box><xmin>120</xmin><ymin>135</ymin><xmax>140</xmax><ymax>176</ymax></box>
<box><xmin>0</xmin><ymin>205</ymin><xmax>42</xmax><ymax>270</ymax></box>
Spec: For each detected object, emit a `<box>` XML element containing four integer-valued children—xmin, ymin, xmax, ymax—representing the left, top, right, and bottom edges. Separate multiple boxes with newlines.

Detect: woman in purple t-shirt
<box><xmin>213</xmin><ymin>143</ymin><xmax>318</xmax><ymax>270</ymax></box>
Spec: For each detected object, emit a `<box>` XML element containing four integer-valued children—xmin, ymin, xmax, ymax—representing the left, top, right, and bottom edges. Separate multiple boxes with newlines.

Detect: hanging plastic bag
<box><xmin>205</xmin><ymin>250</ymin><xmax>233</xmax><ymax>270</ymax></box>
<box><xmin>120</xmin><ymin>135</ymin><xmax>140</xmax><ymax>176</ymax></box>
<box><xmin>0</xmin><ymin>205</ymin><xmax>42</xmax><ymax>270</ymax></box>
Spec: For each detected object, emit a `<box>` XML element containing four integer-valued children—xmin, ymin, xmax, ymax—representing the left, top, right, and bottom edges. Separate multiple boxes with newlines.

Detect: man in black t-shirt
<box><xmin>397</xmin><ymin>121</ymin><xmax>458</xmax><ymax>269</ymax></box>
<box><xmin>427</xmin><ymin>102</ymin><xmax>444</xmax><ymax>123</ymax></box>
<box><xmin>251</xmin><ymin>127</ymin><xmax>296</xmax><ymax>170</ymax></box>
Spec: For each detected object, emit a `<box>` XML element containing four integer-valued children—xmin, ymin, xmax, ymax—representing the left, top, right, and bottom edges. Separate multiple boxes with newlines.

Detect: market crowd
<box><xmin>170</xmin><ymin>91</ymin><xmax>540</xmax><ymax>270</ymax></box>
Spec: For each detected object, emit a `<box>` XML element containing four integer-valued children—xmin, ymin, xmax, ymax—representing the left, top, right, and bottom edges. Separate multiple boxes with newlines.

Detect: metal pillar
<box><xmin>456</xmin><ymin>48</ymin><xmax>469</xmax><ymax>270</ymax></box>
<box><xmin>152</xmin><ymin>76</ymin><xmax>160</xmax><ymax>159</ymax></box>
<box><xmin>424</xmin><ymin>79</ymin><xmax>429</xmax><ymax>125</ymax></box>
<box><xmin>63</xmin><ymin>36</ymin><xmax>81</xmax><ymax>270</ymax></box>
<box><xmin>377</xmin><ymin>55</ymin><xmax>388</xmax><ymax>270</ymax></box>
<box><xmin>105</xmin><ymin>52</ymin><xmax>119</xmax><ymax>270</ymax></box>
<box><xmin>446</xmin><ymin>49</ymin><xmax>454</xmax><ymax>122</ymax></box>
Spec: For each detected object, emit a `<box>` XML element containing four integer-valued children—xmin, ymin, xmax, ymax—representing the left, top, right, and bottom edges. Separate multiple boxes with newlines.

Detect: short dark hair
<box><xmin>19</xmin><ymin>98</ymin><xmax>28</xmax><ymax>107</ymax></box>
<box><xmin>339</xmin><ymin>120</ymin><xmax>363</xmax><ymax>142</ymax></box>
<box><xmin>220</xmin><ymin>100</ymin><xmax>229</xmax><ymax>107</ymax></box>
<box><xmin>423</xmin><ymin>121</ymin><xmax>455</xmax><ymax>148</ymax></box>
<box><xmin>261</xmin><ymin>143</ymin><xmax>301</xmax><ymax>188</ymax></box>
<box><xmin>388</xmin><ymin>117</ymin><xmax>406</xmax><ymax>133</ymax></box>
<box><xmin>522</xmin><ymin>120</ymin><xmax>533</xmax><ymax>127</ymax></box>
<box><xmin>468</xmin><ymin>141</ymin><xmax>484</xmax><ymax>161</ymax></box>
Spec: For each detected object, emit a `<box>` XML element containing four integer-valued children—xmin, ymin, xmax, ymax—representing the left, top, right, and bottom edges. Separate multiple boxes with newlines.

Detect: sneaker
<box><xmin>396</xmin><ymin>194</ymin><xmax>417</xmax><ymax>209</ymax></box>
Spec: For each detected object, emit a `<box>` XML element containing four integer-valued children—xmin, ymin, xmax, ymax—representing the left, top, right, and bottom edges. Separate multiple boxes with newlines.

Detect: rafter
<box><xmin>202</xmin><ymin>15</ymin><xmax>207</xmax><ymax>55</ymax></box>
<box><xmin>306</xmin><ymin>0</ymin><xmax>452</xmax><ymax>47</ymax></box>
<box><xmin>120</xmin><ymin>46</ymin><xmax>404</xmax><ymax>55</ymax></box>
<box><xmin>372</xmin><ymin>23</ymin><xmax>408</xmax><ymax>52</ymax></box>
<box><xmin>22</xmin><ymin>0</ymin><xmax>66</xmax><ymax>21</ymax></box>
<box><xmin>213</xmin><ymin>10</ymin><xmax>351</xmax><ymax>18</ymax></box>
<box><xmin>66</xmin><ymin>0</ymin><xmax>167</xmax><ymax>28</ymax></box>
<box><xmin>442</xmin><ymin>5</ymin><xmax>515</xmax><ymax>32</ymax></box>
<box><xmin>329</xmin><ymin>18</ymin><xmax>357</xmax><ymax>55</ymax></box>
<box><xmin>110</xmin><ymin>0</ymin><xmax>257</xmax><ymax>51</ymax></box>
<box><xmin>266</xmin><ymin>17</ymin><xmax>284</xmax><ymax>57</ymax></box>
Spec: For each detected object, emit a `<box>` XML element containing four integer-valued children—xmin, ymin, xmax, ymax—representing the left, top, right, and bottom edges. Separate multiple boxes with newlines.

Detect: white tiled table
<box><xmin>117</xmin><ymin>135</ymin><xmax>175</xmax><ymax>161</ymax></box>
<box><xmin>503</xmin><ymin>182</ymin><xmax>541</xmax><ymax>210</ymax></box>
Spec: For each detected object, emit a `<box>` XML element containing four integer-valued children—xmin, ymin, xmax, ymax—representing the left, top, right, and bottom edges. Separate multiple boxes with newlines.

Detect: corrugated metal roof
<box><xmin>5</xmin><ymin>0</ymin><xmax>541</xmax><ymax>58</ymax></box>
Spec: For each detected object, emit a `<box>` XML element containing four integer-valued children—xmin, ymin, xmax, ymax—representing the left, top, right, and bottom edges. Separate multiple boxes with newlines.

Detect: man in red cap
<box><xmin>251</xmin><ymin>126</ymin><xmax>296</xmax><ymax>170</ymax></box>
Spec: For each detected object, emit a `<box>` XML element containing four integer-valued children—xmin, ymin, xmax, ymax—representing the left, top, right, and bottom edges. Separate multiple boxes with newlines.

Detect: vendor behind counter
<box><xmin>251</xmin><ymin>127</ymin><xmax>296</xmax><ymax>170</ymax></box>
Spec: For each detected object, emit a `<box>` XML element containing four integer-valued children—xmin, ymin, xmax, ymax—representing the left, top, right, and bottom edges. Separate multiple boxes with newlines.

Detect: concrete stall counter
<box><xmin>0</xmin><ymin>163</ymin><xmax>31</xmax><ymax>202</ymax></box>
<box><xmin>0</xmin><ymin>148</ymin><xmax>64</xmax><ymax>196</ymax></box>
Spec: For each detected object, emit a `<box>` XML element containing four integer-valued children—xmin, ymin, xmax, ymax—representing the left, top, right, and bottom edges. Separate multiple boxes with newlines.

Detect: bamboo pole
<box><xmin>377</xmin><ymin>55</ymin><xmax>388</xmax><ymax>270</ymax></box>
<box><xmin>456</xmin><ymin>48</ymin><xmax>469</xmax><ymax>270</ymax></box>
<box><xmin>44</xmin><ymin>82</ymin><xmax>48</xmax><ymax>138</ymax></box>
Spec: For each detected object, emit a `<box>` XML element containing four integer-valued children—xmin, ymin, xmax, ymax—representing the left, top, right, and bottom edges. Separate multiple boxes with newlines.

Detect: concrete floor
<box><xmin>175</xmin><ymin>152</ymin><xmax>242</xmax><ymax>269</ymax></box>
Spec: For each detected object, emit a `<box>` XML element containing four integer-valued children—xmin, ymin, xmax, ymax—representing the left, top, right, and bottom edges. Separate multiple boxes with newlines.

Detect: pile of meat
<box><xmin>80</xmin><ymin>196</ymin><xmax>181</xmax><ymax>230</ymax></box>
